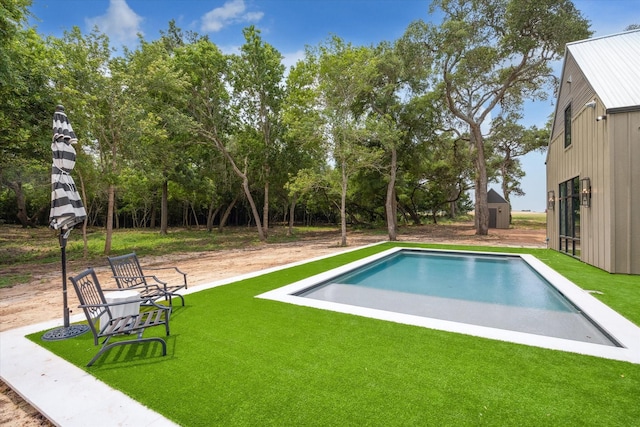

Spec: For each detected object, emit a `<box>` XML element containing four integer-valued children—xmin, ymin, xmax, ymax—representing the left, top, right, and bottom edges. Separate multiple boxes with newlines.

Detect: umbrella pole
<box><xmin>60</xmin><ymin>229</ymin><xmax>70</xmax><ymax>328</ymax></box>
<box><xmin>42</xmin><ymin>228</ymin><xmax>89</xmax><ymax>341</ymax></box>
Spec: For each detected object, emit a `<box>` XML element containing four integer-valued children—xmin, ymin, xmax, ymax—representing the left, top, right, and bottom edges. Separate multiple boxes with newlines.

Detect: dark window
<box><xmin>559</xmin><ymin>177</ymin><xmax>580</xmax><ymax>257</ymax></box>
<box><xmin>564</xmin><ymin>104</ymin><xmax>572</xmax><ymax>148</ymax></box>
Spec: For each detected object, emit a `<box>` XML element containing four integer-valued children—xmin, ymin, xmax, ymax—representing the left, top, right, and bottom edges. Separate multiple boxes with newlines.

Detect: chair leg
<box><xmin>175</xmin><ymin>293</ymin><xmax>185</xmax><ymax>306</ymax></box>
<box><xmin>166</xmin><ymin>292</ymin><xmax>185</xmax><ymax>307</ymax></box>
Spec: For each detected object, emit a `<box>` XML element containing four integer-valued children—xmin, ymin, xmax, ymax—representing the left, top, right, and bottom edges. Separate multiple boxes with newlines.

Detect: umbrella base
<box><xmin>42</xmin><ymin>324</ymin><xmax>90</xmax><ymax>341</ymax></box>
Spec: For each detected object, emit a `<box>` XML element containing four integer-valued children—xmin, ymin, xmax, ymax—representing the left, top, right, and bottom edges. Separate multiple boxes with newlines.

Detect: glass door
<box><xmin>559</xmin><ymin>177</ymin><xmax>580</xmax><ymax>256</ymax></box>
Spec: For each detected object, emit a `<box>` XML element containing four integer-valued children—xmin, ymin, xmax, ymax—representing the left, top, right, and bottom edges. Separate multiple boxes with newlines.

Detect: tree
<box><xmin>0</xmin><ymin>0</ymin><xmax>31</xmax><ymax>86</ymax></box>
<box><xmin>1</xmin><ymin>0</ymin><xmax>53</xmax><ymax>227</ymax></box>
<box><xmin>316</xmin><ymin>38</ymin><xmax>384</xmax><ymax>246</ymax></box>
<box><xmin>281</xmin><ymin>55</ymin><xmax>327</xmax><ymax>234</ymax></box>
<box><xmin>126</xmin><ymin>36</ymin><xmax>193</xmax><ymax>234</ymax></box>
<box><xmin>349</xmin><ymin>43</ymin><xmax>402</xmax><ymax>240</ymax></box>
<box><xmin>48</xmin><ymin>27</ymin><xmax>139</xmax><ymax>253</ymax></box>
<box><xmin>487</xmin><ymin>114</ymin><xmax>549</xmax><ymax>221</ymax></box>
<box><xmin>405</xmin><ymin>0</ymin><xmax>590</xmax><ymax>234</ymax></box>
<box><xmin>352</xmin><ymin>39</ymin><xmax>437</xmax><ymax>240</ymax></box>
<box><xmin>174</xmin><ymin>37</ymin><xmax>266</xmax><ymax>241</ymax></box>
<box><xmin>230</xmin><ymin>26</ymin><xmax>285</xmax><ymax>238</ymax></box>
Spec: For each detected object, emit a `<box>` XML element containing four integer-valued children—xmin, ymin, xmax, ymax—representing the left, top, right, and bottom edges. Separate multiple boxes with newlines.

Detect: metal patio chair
<box><xmin>70</xmin><ymin>268</ymin><xmax>171</xmax><ymax>367</ymax></box>
<box><xmin>107</xmin><ymin>252</ymin><xmax>187</xmax><ymax>307</ymax></box>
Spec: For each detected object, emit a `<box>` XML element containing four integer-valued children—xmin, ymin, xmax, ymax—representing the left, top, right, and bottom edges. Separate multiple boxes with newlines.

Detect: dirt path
<box><xmin>0</xmin><ymin>225</ymin><xmax>546</xmax><ymax>426</ymax></box>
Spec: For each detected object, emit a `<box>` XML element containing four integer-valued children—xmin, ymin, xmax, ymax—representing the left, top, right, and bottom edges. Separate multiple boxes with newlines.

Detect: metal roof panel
<box><xmin>567</xmin><ymin>30</ymin><xmax>640</xmax><ymax>110</ymax></box>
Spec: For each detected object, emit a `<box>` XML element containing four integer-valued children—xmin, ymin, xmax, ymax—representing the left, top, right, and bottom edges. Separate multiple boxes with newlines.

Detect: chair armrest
<box><xmin>107</xmin><ymin>279</ymin><xmax>167</xmax><ymax>296</ymax></box>
<box><xmin>143</xmin><ymin>267</ymin><xmax>187</xmax><ymax>289</ymax></box>
<box><xmin>112</xmin><ymin>274</ymin><xmax>168</xmax><ymax>286</ymax></box>
<box><xmin>143</xmin><ymin>274</ymin><xmax>168</xmax><ymax>286</ymax></box>
<box><xmin>145</xmin><ymin>266</ymin><xmax>187</xmax><ymax>276</ymax></box>
<box><xmin>78</xmin><ymin>299</ymin><xmax>140</xmax><ymax>309</ymax></box>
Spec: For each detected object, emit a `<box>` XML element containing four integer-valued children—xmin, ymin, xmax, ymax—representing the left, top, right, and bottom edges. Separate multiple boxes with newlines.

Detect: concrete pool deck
<box><xmin>2</xmin><ymin>243</ymin><xmax>639</xmax><ymax>425</ymax></box>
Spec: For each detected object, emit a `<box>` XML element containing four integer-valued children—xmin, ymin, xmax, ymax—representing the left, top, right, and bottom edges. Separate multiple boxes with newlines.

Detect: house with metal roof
<box><xmin>546</xmin><ymin>29</ymin><xmax>640</xmax><ymax>274</ymax></box>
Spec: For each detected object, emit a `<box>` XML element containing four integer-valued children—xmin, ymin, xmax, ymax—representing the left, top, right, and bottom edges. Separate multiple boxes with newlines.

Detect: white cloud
<box><xmin>282</xmin><ymin>49</ymin><xmax>306</xmax><ymax>72</ymax></box>
<box><xmin>244</xmin><ymin>12</ymin><xmax>265</xmax><ymax>22</ymax></box>
<box><xmin>218</xmin><ymin>44</ymin><xmax>242</xmax><ymax>55</ymax></box>
<box><xmin>85</xmin><ymin>0</ymin><xmax>143</xmax><ymax>43</ymax></box>
<box><xmin>201</xmin><ymin>0</ymin><xmax>264</xmax><ymax>32</ymax></box>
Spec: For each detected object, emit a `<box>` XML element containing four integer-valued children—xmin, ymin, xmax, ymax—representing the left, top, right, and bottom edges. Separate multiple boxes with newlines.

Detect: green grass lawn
<box><xmin>32</xmin><ymin>242</ymin><xmax>640</xmax><ymax>426</ymax></box>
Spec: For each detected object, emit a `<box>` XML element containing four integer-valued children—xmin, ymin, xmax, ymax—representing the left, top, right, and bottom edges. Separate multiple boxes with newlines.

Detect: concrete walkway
<box><xmin>0</xmin><ymin>316</ymin><xmax>179</xmax><ymax>427</ymax></box>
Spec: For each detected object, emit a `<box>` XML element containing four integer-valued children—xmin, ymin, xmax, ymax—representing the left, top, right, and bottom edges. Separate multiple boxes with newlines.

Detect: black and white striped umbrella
<box><xmin>49</xmin><ymin>105</ymin><xmax>86</xmax><ymax>231</ymax></box>
<box><xmin>42</xmin><ymin>105</ymin><xmax>91</xmax><ymax>341</ymax></box>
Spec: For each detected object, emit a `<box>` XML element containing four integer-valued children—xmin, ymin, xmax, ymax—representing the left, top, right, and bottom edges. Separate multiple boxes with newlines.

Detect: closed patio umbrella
<box><xmin>42</xmin><ymin>105</ymin><xmax>89</xmax><ymax>340</ymax></box>
<box><xmin>49</xmin><ymin>104</ymin><xmax>86</xmax><ymax>231</ymax></box>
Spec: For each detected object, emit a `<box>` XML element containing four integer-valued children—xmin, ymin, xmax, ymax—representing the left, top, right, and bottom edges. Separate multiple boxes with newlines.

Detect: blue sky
<box><xmin>28</xmin><ymin>0</ymin><xmax>640</xmax><ymax>212</ymax></box>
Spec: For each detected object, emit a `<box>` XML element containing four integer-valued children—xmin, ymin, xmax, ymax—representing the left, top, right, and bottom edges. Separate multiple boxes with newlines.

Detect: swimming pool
<box><xmin>258</xmin><ymin>247</ymin><xmax>640</xmax><ymax>363</ymax></box>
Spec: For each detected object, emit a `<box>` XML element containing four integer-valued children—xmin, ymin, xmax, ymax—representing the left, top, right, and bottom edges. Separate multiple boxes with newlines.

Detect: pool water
<box><xmin>296</xmin><ymin>250</ymin><xmax>618</xmax><ymax>346</ymax></box>
<box><xmin>300</xmin><ymin>252</ymin><xmax>574</xmax><ymax>311</ymax></box>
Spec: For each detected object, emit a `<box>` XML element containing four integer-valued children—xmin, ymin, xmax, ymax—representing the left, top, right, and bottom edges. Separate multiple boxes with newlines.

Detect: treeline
<box><xmin>1</xmin><ymin>0</ymin><xmax>590</xmax><ymax>250</ymax></box>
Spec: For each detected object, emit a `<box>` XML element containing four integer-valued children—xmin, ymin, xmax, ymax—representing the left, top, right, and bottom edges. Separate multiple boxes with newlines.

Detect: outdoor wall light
<box><xmin>597</xmin><ymin>115</ymin><xmax>607</xmax><ymax>121</ymax></box>
<box><xmin>547</xmin><ymin>190</ymin><xmax>555</xmax><ymax>210</ymax></box>
<box><xmin>580</xmin><ymin>178</ymin><xmax>591</xmax><ymax>207</ymax></box>
<box><xmin>584</xmin><ymin>100</ymin><xmax>596</xmax><ymax>109</ymax></box>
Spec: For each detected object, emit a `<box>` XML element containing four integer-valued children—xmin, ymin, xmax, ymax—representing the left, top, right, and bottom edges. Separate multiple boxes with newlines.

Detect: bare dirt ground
<box><xmin>0</xmin><ymin>223</ymin><xmax>546</xmax><ymax>426</ymax></box>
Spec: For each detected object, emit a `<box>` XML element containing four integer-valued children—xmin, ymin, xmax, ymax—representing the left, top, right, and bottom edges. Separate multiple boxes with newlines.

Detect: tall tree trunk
<box><xmin>150</xmin><ymin>189</ymin><xmax>157</xmax><ymax>228</ymax></box>
<box><xmin>7</xmin><ymin>181</ymin><xmax>36</xmax><ymax>228</ymax></box>
<box><xmin>203</xmin><ymin>131</ymin><xmax>265</xmax><ymax>241</ymax></box>
<box><xmin>262</xmin><ymin>166</ymin><xmax>270</xmax><ymax>238</ymax></box>
<box><xmin>287</xmin><ymin>193</ymin><xmax>298</xmax><ymax>236</ymax></box>
<box><xmin>500</xmin><ymin>162</ymin><xmax>513</xmax><ymax>224</ymax></box>
<box><xmin>160</xmin><ymin>179</ymin><xmax>168</xmax><ymax>235</ymax></box>
<box><xmin>104</xmin><ymin>184</ymin><xmax>115</xmax><ymax>254</ymax></box>
<box><xmin>400</xmin><ymin>200</ymin><xmax>422</xmax><ymax>226</ymax></box>
<box><xmin>386</xmin><ymin>146</ymin><xmax>398</xmax><ymax>241</ymax></box>
<box><xmin>206</xmin><ymin>202</ymin><xmax>221</xmax><ymax>232</ymax></box>
<box><xmin>114</xmin><ymin>197</ymin><xmax>119</xmax><ymax>230</ymax></box>
<box><xmin>471</xmin><ymin>125</ymin><xmax>489</xmax><ymax>235</ymax></box>
<box><xmin>183</xmin><ymin>202</ymin><xmax>188</xmax><ymax>227</ymax></box>
<box><xmin>190</xmin><ymin>202</ymin><xmax>199</xmax><ymax>228</ymax></box>
<box><xmin>218</xmin><ymin>195</ymin><xmax>238</xmax><ymax>232</ymax></box>
<box><xmin>340</xmin><ymin>161</ymin><xmax>348</xmax><ymax>247</ymax></box>
<box><xmin>242</xmin><ymin>175</ymin><xmax>265</xmax><ymax>241</ymax></box>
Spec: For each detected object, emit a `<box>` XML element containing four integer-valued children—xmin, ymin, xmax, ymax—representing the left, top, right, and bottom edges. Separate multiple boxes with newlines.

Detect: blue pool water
<box><xmin>296</xmin><ymin>249</ymin><xmax>618</xmax><ymax>346</ymax></box>
<box><xmin>308</xmin><ymin>251</ymin><xmax>574</xmax><ymax>312</ymax></box>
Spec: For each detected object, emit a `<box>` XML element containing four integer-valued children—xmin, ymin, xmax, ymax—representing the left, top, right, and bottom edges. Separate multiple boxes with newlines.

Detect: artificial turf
<box><xmin>31</xmin><ymin>243</ymin><xmax>640</xmax><ymax>426</ymax></box>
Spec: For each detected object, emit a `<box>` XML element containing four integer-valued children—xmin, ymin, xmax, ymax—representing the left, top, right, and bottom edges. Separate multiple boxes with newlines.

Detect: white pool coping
<box><xmin>1</xmin><ymin>243</ymin><xmax>639</xmax><ymax>426</ymax></box>
<box><xmin>257</xmin><ymin>247</ymin><xmax>640</xmax><ymax>364</ymax></box>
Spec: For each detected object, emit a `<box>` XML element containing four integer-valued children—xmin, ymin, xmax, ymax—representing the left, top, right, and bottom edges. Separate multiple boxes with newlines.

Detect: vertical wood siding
<box><xmin>548</xmin><ymin>55</ymin><xmax>608</xmax><ymax>271</ymax></box>
<box><xmin>611</xmin><ymin>111</ymin><xmax>640</xmax><ymax>274</ymax></box>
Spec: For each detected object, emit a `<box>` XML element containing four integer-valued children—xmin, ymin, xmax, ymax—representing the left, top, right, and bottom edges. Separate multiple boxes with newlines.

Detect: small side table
<box><xmin>100</xmin><ymin>290</ymin><xmax>141</xmax><ymax>330</ymax></box>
